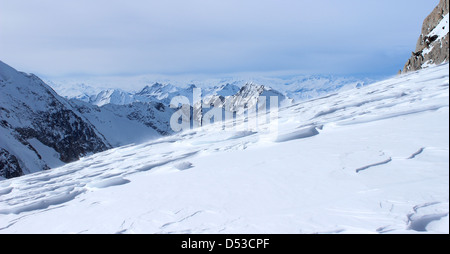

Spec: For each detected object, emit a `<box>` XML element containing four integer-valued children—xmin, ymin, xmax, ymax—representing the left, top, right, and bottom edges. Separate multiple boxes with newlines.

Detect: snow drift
<box><xmin>0</xmin><ymin>63</ymin><xmax>448</xmax><ymax>234</ymax></box>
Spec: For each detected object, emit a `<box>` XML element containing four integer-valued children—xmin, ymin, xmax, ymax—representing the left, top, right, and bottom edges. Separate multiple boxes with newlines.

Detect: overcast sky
<box><xmin>0</xmin><ymin>0</ymin><xmax>439</xmax><ymax>80</ymax></box>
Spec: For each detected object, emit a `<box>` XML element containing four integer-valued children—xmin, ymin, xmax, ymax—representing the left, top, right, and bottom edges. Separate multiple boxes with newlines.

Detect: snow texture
<box><xmin>0</xmin><ymin>63</ymin><xmax>448</xmax><ymax>234</ymax></box>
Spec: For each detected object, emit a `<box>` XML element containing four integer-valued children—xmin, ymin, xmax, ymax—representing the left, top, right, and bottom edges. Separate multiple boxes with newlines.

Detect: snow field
<box><xmin>0</xmin><ymin>64</ymin><xmax>448</xmax><ymax>233</ymax></box>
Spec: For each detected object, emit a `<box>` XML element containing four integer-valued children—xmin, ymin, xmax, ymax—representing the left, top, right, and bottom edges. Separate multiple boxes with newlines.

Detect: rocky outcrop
<box><xmin>0</xmin><ymin>60</ymin><xmax>111</xmax><ymax>179</ymax></box>
<box><xmin>0</xmin><ymin>148</ymin><xmax>23</xmax><ymax>179</ymax></box>
<box><xmin>403</xmin><ymin>0</ymin><xmax>449</xmax><ymax>73</ymax></box>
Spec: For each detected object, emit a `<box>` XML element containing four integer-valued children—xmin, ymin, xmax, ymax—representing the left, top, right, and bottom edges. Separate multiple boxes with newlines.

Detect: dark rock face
<box><xmin>403</xmin><ymin>0</ymin><xmax>449</xmax><ymax>73</ymax></box>
<box><xmin>14</xmin><ymin>109</ymin><xmax>109</xmax><ymax>163</ymax></box>
<box><xmin>124</xmin><ymin>102</ymin><xmax>174</xmax><ymax>136</ymax></box>
<box><xmin>0</xmin><ymin>149</ymin><xmax>23</xmax><ymax>179</ymax></box>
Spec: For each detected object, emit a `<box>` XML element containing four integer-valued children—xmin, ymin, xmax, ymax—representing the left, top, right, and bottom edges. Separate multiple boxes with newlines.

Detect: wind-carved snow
<box><xmin>274</xmin><ymin>126</ymin><xmax>320</xmax><ymax>143</ymax></box>
<box><xmin>355</xmin><ymin>158</ymin><xmax>392</xmax><ymax>173</ymax></box>
<box><xmin>407</xmin><ymin>147</ymin><xmax>426</xmax><ymax>160</ymax></box>
<box><xmin>0</xmin><ymin>64</ymin><xmax>448</xmax><ymax>234</ymax></box>
<box><xmin>407</xmin><ymin>202</ymin><xmax>449</xmax><ymax>232</ymax></box>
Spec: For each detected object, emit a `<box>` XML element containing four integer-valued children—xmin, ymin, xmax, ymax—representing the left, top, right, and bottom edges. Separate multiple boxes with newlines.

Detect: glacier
<box><xmin>0</xmin><ymin>63</ymin><xmax>448</xmax><ymax>234</ymax></box>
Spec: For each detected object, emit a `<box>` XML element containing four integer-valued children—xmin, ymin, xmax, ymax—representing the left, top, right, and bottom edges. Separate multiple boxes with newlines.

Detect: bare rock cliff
<box><xmin>403</xmin><ymin>0</ymin><xmax>449</xmax><ymax>73</ymax></box>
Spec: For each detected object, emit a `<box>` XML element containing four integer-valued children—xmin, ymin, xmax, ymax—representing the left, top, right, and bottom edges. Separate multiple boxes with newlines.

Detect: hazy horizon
<box><xmin>0</xmin><ymin>0</ymin><xmax>439</xmax><ymax>84</ymax></box>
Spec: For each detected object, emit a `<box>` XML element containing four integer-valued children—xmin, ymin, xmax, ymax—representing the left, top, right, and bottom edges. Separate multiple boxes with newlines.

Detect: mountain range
<box><xmin>51</xmin><ymin>75</ymin><xmax>370</xmax><ymax>106</ymax></box>
<box><xmin>1</xmin><ymin>61</ymin><xmax>310</xmax><ymax>179</ymax></box>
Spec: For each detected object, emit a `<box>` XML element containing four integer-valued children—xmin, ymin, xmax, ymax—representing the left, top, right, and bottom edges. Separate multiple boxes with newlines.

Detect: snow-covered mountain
<box><xmin>0</xmin><ymin>63</ymin><xmax>447</xmax><ymax>233</ymax></box>
<box><xmin>135</xmin><ymin>83</ymin><xmax>200</xmax><ymax>105</ymax></box>
<box><xmin>46</xmin><ymin>80</ymin><xmax>105</xmax><ymax>103</ymax></box>
<box><xmin>0</xmin><ymin>59</ymin><xmax>290</xmax><ymax>179</ymax></box>
<box><xmin>211</xmin><ymin>83</ymin><xmax>241</xmax><ymax>97</ymax></box>
<box><xmin>403</xmin><ymin>0</ymin><xmax>449</xmax><ymax>72</ymax></box>
<box><xmin>279</xmin><ymin>76</ymin><xmax>368</xmax><ymax>102</ymax></box>
<box><xmin>89</xmin><ymin>82</ymin><xmax>244</xmax><ymax>107</ymax></box>
<box><xmin>68</xmin><ymin>82</ymin><xmax>285</xmax><ymax>135</ymax></box>
<box><xmin>88</xmin><ymin>89</ymin><xmax>135</xmax><ymax>107</ymax></box>
<box><xmin>69</xmin><ymin>99</ymin><xmax>174</xmax><ymax>147</ymax></box>
<box><xmin>223</xmin><ymin>83</ymin><xmax>287</xmax><ymax>115</ymax></box>
<box><xmin>0</xmin><ymin>61</ymin><xmax>111</xmax><ymax>179</ymax></box>
<box><xmin>49</xmin><ymin>75</ymin><xmax>370</xmax><ymax>107</ymax></box>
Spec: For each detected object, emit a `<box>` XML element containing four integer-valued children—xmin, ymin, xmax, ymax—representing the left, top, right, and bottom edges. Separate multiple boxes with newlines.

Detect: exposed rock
<box><xmin>0</xmin><ymin>148</ymin><xmax>23</xmax><ymax>179</ymax></box>
<box><xmin>0</xmin><ymin>60</ymin><xmax>111</xmax><ymax>179</ymax></box>
<box><xmin>403</xmin><ymin>0</ymin><xmax>449</xmax><ymax>73</ymax></box>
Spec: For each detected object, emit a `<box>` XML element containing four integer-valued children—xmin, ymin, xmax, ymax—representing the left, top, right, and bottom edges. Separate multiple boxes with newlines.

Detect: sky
<box><xmin>0</xmin><ymin>0</ymin><xmax>439</xmax><ymax>82</ymax></box>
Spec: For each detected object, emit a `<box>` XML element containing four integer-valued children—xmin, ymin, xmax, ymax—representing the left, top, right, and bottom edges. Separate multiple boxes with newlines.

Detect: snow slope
<box><xmin>69</xmin><ymin>99</ymin><xmax>174</xmax><ymax>147</ymax></box>
<box><xmin>0</xmin><ymin>64</ymin><xmax>448</xmax><ymax>234</ymax></box>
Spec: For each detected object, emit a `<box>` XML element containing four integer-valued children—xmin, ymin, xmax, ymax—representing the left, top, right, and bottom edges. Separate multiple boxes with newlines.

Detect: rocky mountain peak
<box><xmin>403</xmin><ymin>0</ymin><xmax>449</xmax><ymax>73</ymax></box>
